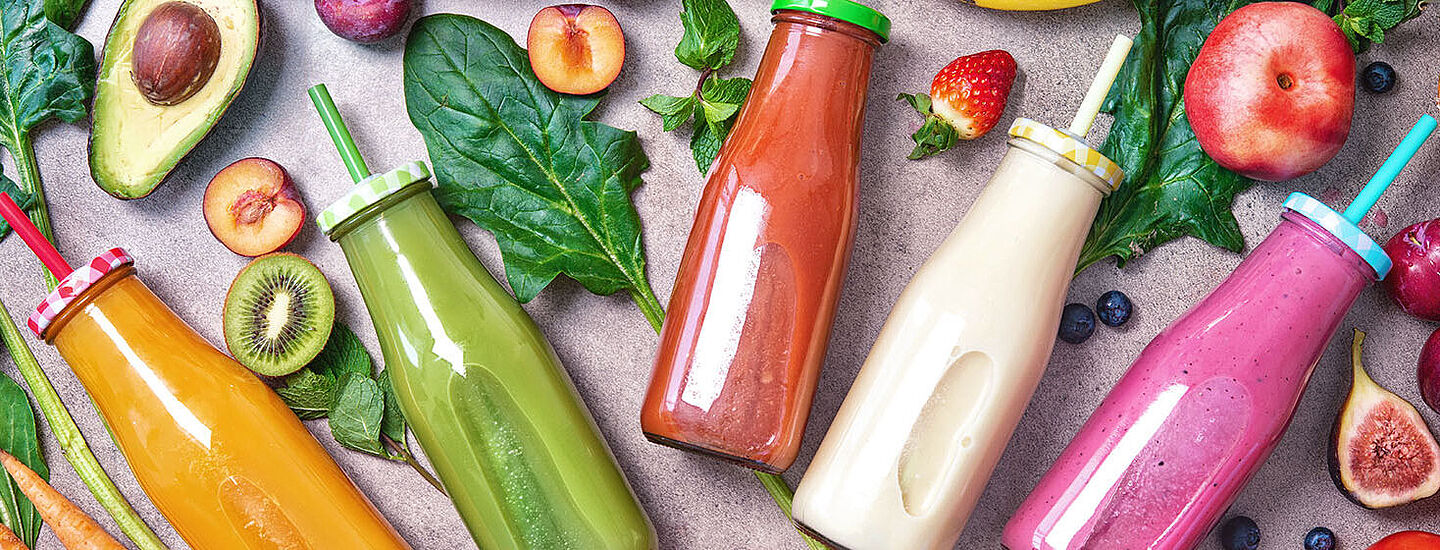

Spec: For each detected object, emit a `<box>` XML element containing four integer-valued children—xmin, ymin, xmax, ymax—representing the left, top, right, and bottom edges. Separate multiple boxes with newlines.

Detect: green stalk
<box><xmin>0</xmin><ymin>300</ymin><xmax>167</xmax><ymax>550</ymax></box>
<box><xmin>11</xmin><ymin>134</ymin><xmax>56</xmax><ymax>289</ymax></box>
<box><xmin>630</xmin><ymin>290</ymin><xmax>825</xmax><ymax>549</ymax></box>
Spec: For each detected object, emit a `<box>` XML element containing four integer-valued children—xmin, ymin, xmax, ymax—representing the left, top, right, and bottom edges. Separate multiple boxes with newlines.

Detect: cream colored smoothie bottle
<box><xmin>792</xmin><ymin>119</ymin><xmax>1121</xmax><ymax>549</ymax></box>
<box><xmin>791</xmin><ymin>37</ymin><xmax>1133</xmax><ymax>550</ymax></box>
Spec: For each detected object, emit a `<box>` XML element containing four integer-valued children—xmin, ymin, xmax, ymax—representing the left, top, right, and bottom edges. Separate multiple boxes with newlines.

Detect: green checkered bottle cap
<box><xmin>771</xmin><ymin>0</ymin><xmax>889</xmax><ymax>42</ymax></box>
<box><xmin>316</xmin><ymin>161</ymin><xmax>433</xmax><ymax>236</ymax></box>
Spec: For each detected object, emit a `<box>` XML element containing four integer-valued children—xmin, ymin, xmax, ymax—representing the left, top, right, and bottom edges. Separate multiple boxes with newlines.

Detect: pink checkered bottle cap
<box><xmin>28</xmin><ymin>248</ymin><xmax>134</xmax><ymax>337</ymax></box>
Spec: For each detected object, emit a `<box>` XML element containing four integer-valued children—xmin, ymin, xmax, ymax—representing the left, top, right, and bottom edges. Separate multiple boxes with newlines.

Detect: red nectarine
<box><xmin>1184</xmin><ymin>2</ymin><xmax>1354</xmax><ymax>182</ymax></box>
<box><xmin>527</xmin><ymin>5</ymin><xmax>625</xmax><ymax>95</ymax></box>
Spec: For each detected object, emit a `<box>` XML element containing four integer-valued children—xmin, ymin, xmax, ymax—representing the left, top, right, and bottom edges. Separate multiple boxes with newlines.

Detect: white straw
<box><xmin>1068</xmin><ymin>34</ymin><xmax>1135</xmax><ymax>137</ymax></box>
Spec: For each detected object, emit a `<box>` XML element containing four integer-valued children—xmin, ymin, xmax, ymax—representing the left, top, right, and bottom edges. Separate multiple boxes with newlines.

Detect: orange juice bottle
<box><xmin>1</xmin><ymin>195</ymin><xmax>410</xmax><ymax>550</ymax></box>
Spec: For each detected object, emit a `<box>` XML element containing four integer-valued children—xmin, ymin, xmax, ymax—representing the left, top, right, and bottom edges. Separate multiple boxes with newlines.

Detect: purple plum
<box><xmin>1384</xmin><ymin>219</ymin><xmax>1440</xmax><ymax>321</ymax></box>
<box><xmin>315</xmin><ymin>0</ymin><xmax>411</xmax><ymax>44</ymax></box>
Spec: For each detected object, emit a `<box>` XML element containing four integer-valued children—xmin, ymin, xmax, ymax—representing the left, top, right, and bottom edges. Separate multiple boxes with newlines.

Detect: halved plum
<box><xmin>527</xmin><ymin>5</ymin><xmax>625</xmax><ymax>95</ymax></box>
<box><xmin>203</xmin><ymin>158</ymin><xmax>306</xmax><ymax>256</ymax></box>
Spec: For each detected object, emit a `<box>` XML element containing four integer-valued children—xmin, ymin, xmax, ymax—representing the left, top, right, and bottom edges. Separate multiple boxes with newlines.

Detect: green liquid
<box><xmin>334</xmin><ymin>186</ymin><xmax>655</xmax><ymax>549</ymax></box>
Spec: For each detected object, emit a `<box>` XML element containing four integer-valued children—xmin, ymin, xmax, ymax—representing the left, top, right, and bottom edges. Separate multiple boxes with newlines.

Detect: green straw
<box><xmin>308</xmin><ymin>84</ymin><xmax>372</xmax><ymax>183</ymax></box>
<box><xmin>1344</xmin><ymin>114</ymin><xmax>1437</xmax><ymax>223</ymax></box>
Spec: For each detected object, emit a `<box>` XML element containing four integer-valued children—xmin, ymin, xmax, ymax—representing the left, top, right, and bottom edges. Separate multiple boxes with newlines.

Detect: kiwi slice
<box><xmin>223</xmin><ymin>253</ymin><xmax>335</xmax><ymax>376</ymax></box>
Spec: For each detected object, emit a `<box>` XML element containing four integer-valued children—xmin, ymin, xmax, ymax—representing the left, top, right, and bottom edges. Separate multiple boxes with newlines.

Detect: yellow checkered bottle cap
<box><xmin>1008</xmin><ymin>118</ymin><xmax>1124</xmax><ymax>192</ymax></box>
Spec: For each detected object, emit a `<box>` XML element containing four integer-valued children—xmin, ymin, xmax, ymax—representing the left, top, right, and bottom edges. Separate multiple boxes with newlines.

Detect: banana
<box><xmin>964</xmin><ymin>0</ymin><xmax>1104</xmax><ymax>11</ymax></box>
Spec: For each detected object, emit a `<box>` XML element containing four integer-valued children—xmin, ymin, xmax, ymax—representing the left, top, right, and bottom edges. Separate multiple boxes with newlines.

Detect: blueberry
<box><xmin>1058</xmin><ymin>303</ymin><xmax>1096</xmax><ymax>344</ymax></box>
<box><xmin>1305</xmin><ymin>527</ymin><xmax>1336</xmax><ymax>550</ymax></box>
<box><xmin>1362</xmin><ymin>61</ymin><xmax>1396</xmax><ymax>94</ymax></box>
<box><xmin>1219</xmin><ymin>516</ymin><xmax>1260</xmax><ymax>550</ymax></box>
<box><xmin>1095</xmin><ymin>290</ymin><xmax>1134</xmax><ymax>327</ymax></box>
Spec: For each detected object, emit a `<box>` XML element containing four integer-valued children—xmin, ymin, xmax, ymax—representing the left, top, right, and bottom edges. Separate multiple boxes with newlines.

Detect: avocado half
<box><xmin>89</xmin><ymin>0</ymin><xmax>259</xmax><ymax>199</ymax></box>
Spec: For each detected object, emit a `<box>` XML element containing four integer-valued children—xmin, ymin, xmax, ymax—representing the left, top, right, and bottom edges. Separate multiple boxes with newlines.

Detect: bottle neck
<box><xmin>42</xmin><ymin>265</ymin><xmax>137</xmax><ymax>343</ymax></box>
<box><xmin>770</xmin><ymin>10</ymin><xmax>884</xmax><ymax>48</ymax></box>
<box><xmin>326</xmin><ymin>181</ymin><xmax>434</xmax><ymax>242</ymax></box>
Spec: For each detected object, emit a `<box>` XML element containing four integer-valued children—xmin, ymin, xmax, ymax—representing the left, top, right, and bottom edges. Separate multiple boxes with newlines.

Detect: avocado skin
<box><xmin>89</xmin><ymin>0</ymin><xmax>260</xmax><ymax>200</ymax></box>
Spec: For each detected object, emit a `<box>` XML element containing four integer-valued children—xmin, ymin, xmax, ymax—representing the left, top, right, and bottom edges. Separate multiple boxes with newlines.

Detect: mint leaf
<box><xmin>1333</xmin><ymin>0</ymin><xmax>1423</xmax><ymax>50</ymax></box>
<box><xmin>699</xmin><ymin>74</ymin><xmax>751</xmax><ymax>105</ymax></box>
<box><xmin>690</xmin><ymin>106</ymin><xmax>725</xmax><ymax>174</ymax></box>
<box><xmin>686</xmin><ymin>75</ymin><xmax>751</xmax><ymax>172</ymax></box>
<box><xmin>0</xmin><ymin>175</ymin><xmax>34</xmax><ymax>241</ymax></box>
<box><xmin>308</xmin><ymin>324</ymin><xmax>373</xmax><ymax>381</ymax></box>
<box><xmin>640</xmin><ymin>94</ymin><xmax>698</xmax><ymax>132</ymax></box>
<box><xmin>405</xmin><ymin>14</ymin><xmax>659</xmax><ymax>307</ymax></box>
<box><xmin>1078</xmin><ymin>0</ymin><xmax>1257</xmax><ymax>273</ymax></box>
<box><xmin>328</xmin><ymin>374</ymin><xmax>386</xmax><ymax>458</ymax></box>
<box><xmin>275</xmin><ymin>368</ymin><xmax>337</xmax><ymax>420</ymax></box>
<box><xmin>699</xmin><ymin>99</ymin><xmax>740</xmax><ymax>125</ymax></box>
<box><xmin>0</xmin><ymin>372</ymin><xmax>44</xmax><ymax>547</ymax></box>
<box><xmin>676</xmin><ymin>0</ymin><xmax>741</xmax><ymax>71</ymax></box>
<box><xmin>377</xmin><ymin>369</ymin><xmax>407</xmax><ymax>451</ymax></box>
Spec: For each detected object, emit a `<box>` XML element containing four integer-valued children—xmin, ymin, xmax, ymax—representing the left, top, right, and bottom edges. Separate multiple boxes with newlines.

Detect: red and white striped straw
<box><xmin>0</xmin><ymin>193</ymin><xmax>72</xmax><ymax>280</ymax></box>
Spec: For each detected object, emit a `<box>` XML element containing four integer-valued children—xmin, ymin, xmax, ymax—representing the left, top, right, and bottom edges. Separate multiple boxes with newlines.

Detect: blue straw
<box><xmin>1344</xmin><ymin>114</ymin><xmax>1438</xmax><ymax>223</ymax></box>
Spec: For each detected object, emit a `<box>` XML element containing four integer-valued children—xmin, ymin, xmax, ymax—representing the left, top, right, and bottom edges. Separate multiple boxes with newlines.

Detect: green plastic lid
<box><xmin>771</xmin><ymin>0</ymin><xmax>890</xmax><ymax>43</ymax></box>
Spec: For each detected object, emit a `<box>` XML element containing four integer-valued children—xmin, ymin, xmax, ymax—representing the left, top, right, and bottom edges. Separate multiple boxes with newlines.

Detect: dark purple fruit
<box><xmin>315</xmin><ymin>0</ymin><xmax>411</xmax><ymax>43</ymax></box>
<box><xmin>1420</xmin><ymin>328</ymin><xmax>1440</xmax><ymax>414</ymax></box>
<box><xmin>1329</xmin><ymin>329</ymin><xmax>1440</xmax><ymax>509</ymax></box>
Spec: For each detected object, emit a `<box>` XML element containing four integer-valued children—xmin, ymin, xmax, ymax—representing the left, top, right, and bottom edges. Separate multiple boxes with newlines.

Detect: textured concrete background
<box><xmin>1</xmin><ymin>0</ymin><xmax>1439</xmax><ymax>548</ymax></box>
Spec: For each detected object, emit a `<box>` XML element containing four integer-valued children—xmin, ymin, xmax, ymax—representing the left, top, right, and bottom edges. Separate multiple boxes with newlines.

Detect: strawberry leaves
<box><xmin>641</xmin><ymin>0</ymin><xmax>754</xmax><ymax>173</ymax></box>
<box><xmin>1078</xmin><ymin>0</ymin><xmax>1255</xmax><ymax>273</ymax></box>
<box><xmin>898</xmin><ymin>93</ymin><xmax>960</xmax><ymax>160</ymax></box>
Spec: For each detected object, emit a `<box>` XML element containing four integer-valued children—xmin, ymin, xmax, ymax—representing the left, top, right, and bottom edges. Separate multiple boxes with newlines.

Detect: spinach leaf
<box><xmin>43</xmin><ymin>0</ymin><xmax>88</xmax><ymax>29</ymax></box>
<box><xmin>676</xmin><ymin>0</ymin><xmax>742</xmax><ymax>71</ymax></box>
<box><xmin>0</xmin><ymin>174</ymin><xmax>34</xmax><ymax>240</ymax></box>
<box><xmin>0</xmin><ymin>372</ymin><xmax>43</xmax><ymax>548</ymax></box>
<box><xmin>403</xmin><ymin>14</ymin><xmax>661</xmax><ymax>313</ymax></box>
<box><xmin>1</xmin><ymin>0</ymin><xmax>94</xmax><ymax>150</ymax></box>
<box><xmin>329</xmin><ymin>374</ymin><xmax>386</xmax><ymax>457</ymax></box>
<box><xmin>1077</xmin><ymin>0</ymin><xmax>1256</xmax><ymax>273</ymax></box>
<box><xmin>1</xmin><ymin>0</ymin><xmax>95</xmax><ymax>244</ymax></box>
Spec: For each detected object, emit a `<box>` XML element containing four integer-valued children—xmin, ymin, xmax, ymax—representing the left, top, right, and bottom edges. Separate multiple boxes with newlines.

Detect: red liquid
<box><xmin>641</xmin><ymin>10</ymin><xmax>880</xmax><ymax>472</ymax></box>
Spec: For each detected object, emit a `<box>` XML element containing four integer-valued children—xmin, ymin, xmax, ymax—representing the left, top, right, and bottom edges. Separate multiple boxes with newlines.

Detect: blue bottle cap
<box><xmin>1283</xmin><ymin>192</ymin><xmax>1392</xmax><ymax>280</ymax></box>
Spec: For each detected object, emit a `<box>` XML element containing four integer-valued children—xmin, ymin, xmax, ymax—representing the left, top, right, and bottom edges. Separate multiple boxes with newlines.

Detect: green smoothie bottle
<box><xmin>308</xmin><ymin>85</ymin><xmax>655</xmax><ymax>550</ymax></box>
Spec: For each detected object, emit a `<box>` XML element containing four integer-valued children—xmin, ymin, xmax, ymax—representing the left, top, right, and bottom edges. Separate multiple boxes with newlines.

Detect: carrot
<box><xmin>0</xmin><ymin>452</ymin><xmax>123</xmax><ymax>550</ymax></box>
<box><xmin>0</xmin><ymin>523</ymin><xmax>27</xmax><ymax>550</ymax></box>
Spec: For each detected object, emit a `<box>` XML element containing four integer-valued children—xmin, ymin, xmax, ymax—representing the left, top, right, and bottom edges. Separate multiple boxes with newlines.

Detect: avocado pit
<box><xmin>131</xmin><ymin>1</ymin><xmax>222</xmax><ymax>106</ymax></box>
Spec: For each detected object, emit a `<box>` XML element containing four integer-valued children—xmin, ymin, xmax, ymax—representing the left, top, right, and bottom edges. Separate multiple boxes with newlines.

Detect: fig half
<box><xmin>1329</xmin><ymin>329</ymin><xmax>1440</xmax><ymax>509</ymax></box>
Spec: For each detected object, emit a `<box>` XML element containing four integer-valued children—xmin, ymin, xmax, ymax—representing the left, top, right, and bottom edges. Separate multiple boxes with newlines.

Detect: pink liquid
<box><xmin>1004</xmin><ymin>212</ymin><xmax>1376</xmax><ymax>550</ymax></box>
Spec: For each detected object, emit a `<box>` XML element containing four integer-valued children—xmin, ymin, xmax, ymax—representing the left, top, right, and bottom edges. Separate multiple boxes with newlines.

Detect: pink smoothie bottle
<box><xmin>1003</xmin><ymin>115</ymin><xmax>1437</xmax><ymax>550</ymax></box>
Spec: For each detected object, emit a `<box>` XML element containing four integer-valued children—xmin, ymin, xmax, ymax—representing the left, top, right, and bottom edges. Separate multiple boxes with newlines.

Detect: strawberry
<box><xmin>900</xmin><ymin>49</ymin><xmax>1018</xmax><ymax>160</ymax></box>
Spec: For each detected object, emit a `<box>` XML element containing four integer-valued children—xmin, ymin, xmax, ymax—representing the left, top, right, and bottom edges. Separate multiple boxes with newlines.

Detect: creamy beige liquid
<box><xmin>792</xmin><ymin>138</ymin><xmax>1109</xmax><ymax>550</ymax></box>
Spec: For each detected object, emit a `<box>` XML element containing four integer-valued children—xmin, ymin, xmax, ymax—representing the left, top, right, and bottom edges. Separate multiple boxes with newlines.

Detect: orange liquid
<box><xmin>46</xmin><ymin>267</ymin><xmax>409</xmax><ymax>549</ymax></box>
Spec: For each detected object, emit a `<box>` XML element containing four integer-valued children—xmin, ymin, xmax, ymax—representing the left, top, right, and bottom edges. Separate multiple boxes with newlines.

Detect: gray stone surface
<box><xmin>1</xmin><ymin>0</ymin><xmax>1438</xmax><ymax>548</ymax></box>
